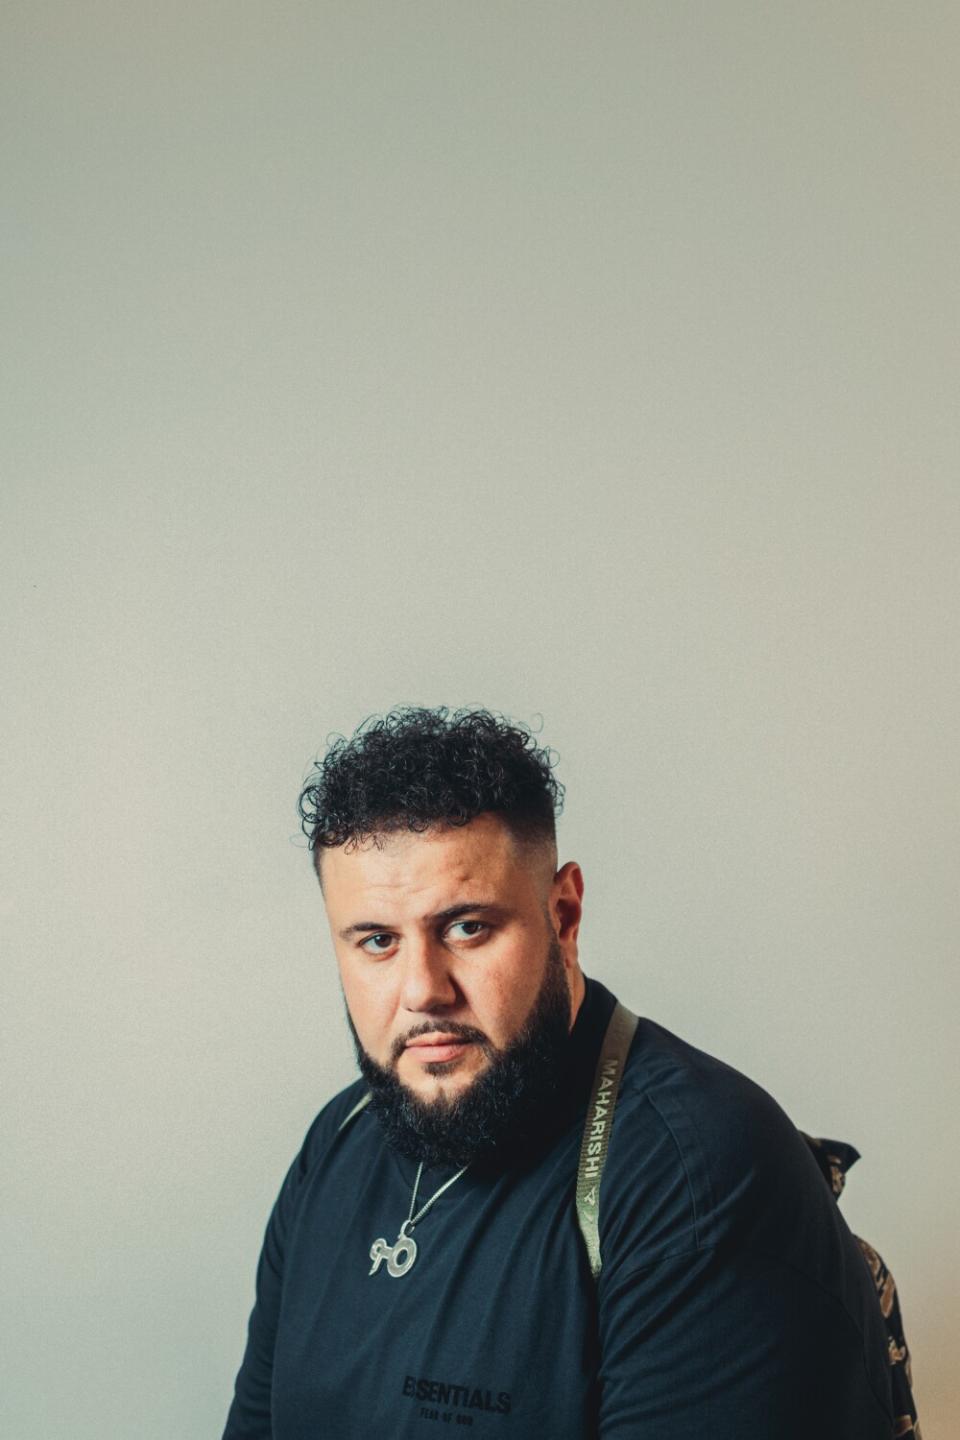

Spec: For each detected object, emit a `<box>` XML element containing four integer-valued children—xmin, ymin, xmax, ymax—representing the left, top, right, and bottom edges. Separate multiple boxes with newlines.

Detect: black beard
<box><xmin>347</xmin><ymin>937</ymin><xmax>573</xmax><ymax>1169</ymax></box>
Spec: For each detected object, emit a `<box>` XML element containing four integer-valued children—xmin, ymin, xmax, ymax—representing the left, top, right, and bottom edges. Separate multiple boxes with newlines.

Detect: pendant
<box><xmin>368</xmin><ymin>1221</ymin><xmax>418</xmax><ymax>1277</ymax></box>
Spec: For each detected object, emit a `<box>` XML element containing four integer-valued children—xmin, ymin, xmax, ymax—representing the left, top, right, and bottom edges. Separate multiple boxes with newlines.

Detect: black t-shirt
<box><xmin>223</xmin><ymin>978</ymin><xmax>894</xmax><ymax>1438</ymax></box>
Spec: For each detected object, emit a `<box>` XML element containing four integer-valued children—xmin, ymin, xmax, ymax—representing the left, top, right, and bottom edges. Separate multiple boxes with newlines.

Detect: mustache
<box><xmin>389</xmin><ymin>1020</ymin><xmax>492</xmax><ymax>1065</ymax></box>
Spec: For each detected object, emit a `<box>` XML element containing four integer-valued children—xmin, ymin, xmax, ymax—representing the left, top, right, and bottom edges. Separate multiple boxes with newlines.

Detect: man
<box><xmin>223</xmin><ymin>706</ymin><xmax>896</xmax><ymax>1438</ymax></box>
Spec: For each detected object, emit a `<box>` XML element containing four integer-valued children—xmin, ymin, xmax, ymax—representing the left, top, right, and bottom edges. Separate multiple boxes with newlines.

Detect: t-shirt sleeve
<box><xmin>221</xmin><ymin>1153</ymin><xmax>300</xmax><ymax>1440</ymax></box>
<box><xmin>221</xmin><ymin>1091</ymin><xmax>365</xmax><ymax>1437</ymax></box>
<box><xmin>597</xmin><ymin>1242</ymin><xmax>893</xmax><ymax>1438</ymax></box>
<box><xmin>593</xmin><ymin>1065</ymin><xmax>894</xmax><ymax>1440</ymax></box>
<box><xmin>221</xmin><ymin>1133</ymin><xmax>315</xmax><ymax>1440</ymax></box>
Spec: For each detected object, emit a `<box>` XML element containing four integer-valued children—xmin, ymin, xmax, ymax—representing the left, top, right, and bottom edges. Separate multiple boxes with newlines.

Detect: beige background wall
<box><xmin>3</xmin><ymin>4</ymin><xmax>957</xmax><ymax>1436</ymax></box>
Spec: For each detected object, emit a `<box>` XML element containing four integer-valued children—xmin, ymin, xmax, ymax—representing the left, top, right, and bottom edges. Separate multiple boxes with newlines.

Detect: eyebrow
<box><xmin>338</xmin><ymin>901</ymin><xmax>507</xmax><ymax>940</ymax></box>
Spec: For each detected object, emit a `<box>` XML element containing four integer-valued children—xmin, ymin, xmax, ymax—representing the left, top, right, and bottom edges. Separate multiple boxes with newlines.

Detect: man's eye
<box><xmin>447</xmin><ymin>920</ymin><xmax>488</xmax><ymax>941</ymax></box>
<box><xmin>359</xmin><ymin>933</ymin><xmax>395</xmax><ymax>954</ymax></box>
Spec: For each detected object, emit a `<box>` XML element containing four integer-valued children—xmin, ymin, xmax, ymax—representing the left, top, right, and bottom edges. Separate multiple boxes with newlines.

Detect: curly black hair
<box><xmin>299</xmin><ymin>706</ymin><xmax>564</xmax><ymax>866</ymax></box>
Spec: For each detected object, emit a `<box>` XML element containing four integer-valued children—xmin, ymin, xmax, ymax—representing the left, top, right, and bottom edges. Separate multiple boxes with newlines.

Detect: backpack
<box><xmin>799</xmin><ymin>1133</ymin><xmax>921</xmax><ymax>1440</ymax></box>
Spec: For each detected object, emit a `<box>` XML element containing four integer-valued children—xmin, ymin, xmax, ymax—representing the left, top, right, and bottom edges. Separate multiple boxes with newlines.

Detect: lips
<box><xmin>404</xmin><ymin>1034</ymin><xmax>474</xmax><ymax>1064</ymax></box>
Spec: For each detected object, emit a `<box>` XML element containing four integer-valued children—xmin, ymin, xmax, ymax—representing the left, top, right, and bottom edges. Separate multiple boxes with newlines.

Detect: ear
<box><xmin>549</xmin><ymin>860</ymin><xmax>584</xmax><ymax>952</ymax></box>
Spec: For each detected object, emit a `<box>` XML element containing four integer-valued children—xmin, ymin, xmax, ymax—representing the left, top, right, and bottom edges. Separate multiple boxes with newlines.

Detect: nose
<box><xmin>398</xmin><ymin>936</ymin><xmax>458</xmax><ymax>1015</ymax></box>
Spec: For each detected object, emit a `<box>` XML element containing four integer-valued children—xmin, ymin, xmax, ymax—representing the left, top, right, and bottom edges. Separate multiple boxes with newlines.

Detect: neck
<box><xmin>567</xmin><ymin>965</ymin><xmax>587</xmax><ymax>1030</ymax></box>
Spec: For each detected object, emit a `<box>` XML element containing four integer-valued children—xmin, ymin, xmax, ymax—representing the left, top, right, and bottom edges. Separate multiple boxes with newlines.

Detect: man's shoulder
<box><xmin>602</xmin><ymin>1013</ymin><xmax>821</xmax><ymax>1261</ymax></box>
<box><xmin>620</xmin><ymin>1014</ymin><xmax>795</xmax><ymax>1150</ymax></box>
<box><xmin>292</xmin><ymin>1075</ymin><xmax>370</xmax><ymax>1180</ymax></box>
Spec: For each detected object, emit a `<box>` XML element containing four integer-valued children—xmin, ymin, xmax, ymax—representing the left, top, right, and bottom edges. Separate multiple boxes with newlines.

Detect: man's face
<box><xmin>322</xmin><ymin>813</ymin><xmax>585</xmax><ymax>1108</ymax></box>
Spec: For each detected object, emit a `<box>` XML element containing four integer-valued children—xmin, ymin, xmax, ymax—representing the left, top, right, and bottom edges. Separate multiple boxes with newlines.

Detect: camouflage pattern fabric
<box><xmin>800</xmin><ymin>1133</ymin><xmax>921</xmax><ymax>1440</ymax></box>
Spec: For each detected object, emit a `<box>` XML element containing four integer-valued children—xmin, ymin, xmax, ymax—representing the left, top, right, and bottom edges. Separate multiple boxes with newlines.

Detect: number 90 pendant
<box><xmin>369</xmin><ymin>1223</ymin><xmax>418</xmax><ymax>1278</ymax></box>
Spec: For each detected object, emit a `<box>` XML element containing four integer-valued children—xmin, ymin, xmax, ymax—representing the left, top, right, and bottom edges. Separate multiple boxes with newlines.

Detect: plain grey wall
<box><xmin>3</xmin><ymin>4</ymin><xmax>957</xmax><ymax>1436</ymax></box>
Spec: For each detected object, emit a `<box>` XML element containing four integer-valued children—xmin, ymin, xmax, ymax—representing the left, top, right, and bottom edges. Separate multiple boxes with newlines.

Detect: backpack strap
<box><xmin>337</xmin><ymin>1092</ymin><xmax>371</xmax><ymax>1131</ymax></box>
<box><xmin>575</xmin><ymin>1000</ymin><xmax>639</xmax><ymax>1279</ymax></box>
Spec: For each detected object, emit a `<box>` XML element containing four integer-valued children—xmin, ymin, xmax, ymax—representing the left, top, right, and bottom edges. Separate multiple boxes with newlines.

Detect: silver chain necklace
<box><xmin>368</xmin><ymin>1161</ymin><xmax>468</xmax><ymax>1278</ymax></box>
